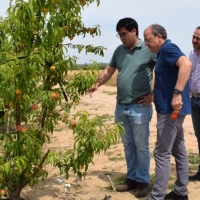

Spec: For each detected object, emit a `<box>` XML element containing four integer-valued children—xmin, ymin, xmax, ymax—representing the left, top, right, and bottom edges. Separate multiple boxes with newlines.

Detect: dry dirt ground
<box><xmin>21</xmin><ymin>85</ymin><xmax>200</xmax><ymax>200</ymax></box>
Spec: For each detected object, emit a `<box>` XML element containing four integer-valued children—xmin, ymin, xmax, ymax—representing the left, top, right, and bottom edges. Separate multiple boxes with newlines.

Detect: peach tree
<box><xmin>0</xmin><ymin>0</ymin><xmax>122</xmax><ymax>199</ymax></box>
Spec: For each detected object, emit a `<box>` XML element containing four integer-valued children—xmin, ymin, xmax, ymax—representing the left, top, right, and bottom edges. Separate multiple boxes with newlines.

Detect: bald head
<box><xmin>144</xmin><ymin>24</ymin><xmax>167</xmax><ymax>53</ymax></box>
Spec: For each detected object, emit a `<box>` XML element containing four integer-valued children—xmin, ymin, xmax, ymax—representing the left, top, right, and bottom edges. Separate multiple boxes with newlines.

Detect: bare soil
<box><xmin>20</xmin><ymin>85</ymin><xmax>200</xmax><ymax>200</ymax></box>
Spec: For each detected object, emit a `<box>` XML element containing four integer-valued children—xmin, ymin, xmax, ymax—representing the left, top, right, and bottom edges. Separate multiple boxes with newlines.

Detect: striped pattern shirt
<box><xmin>189</xmin><ymin>49</ymin><xmax>200</xmax><ymax>94</ymax></box>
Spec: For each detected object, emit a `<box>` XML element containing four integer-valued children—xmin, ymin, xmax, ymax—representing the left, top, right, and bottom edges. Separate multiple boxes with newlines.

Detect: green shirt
<box><xmin>109</xmin><ymin>40</ymin><xmax>156</xmax><ymax>104</ymax></box>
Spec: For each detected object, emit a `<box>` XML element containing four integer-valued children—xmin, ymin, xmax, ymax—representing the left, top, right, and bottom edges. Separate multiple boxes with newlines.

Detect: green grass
<box><xmin>108</xmin><ymin>156</ymin><xmax>124</xmax><ymax>161</ymax></box>
<box><xmin>188</xmin><ymin>151</ymin><xmax>200</xmax><ymax>172</ymax></box>
<box><xmin>149</xmin><ymin>174</ymin><xmax>176</xmax><ymax>191</ymax></box>
<box><xmin>113</xmin><ymin>176</ymin><xmax>125</xmax><ymax>187</ymax></box>
<box><xmin>96</xmin><ymin>114</ymin><xmax>114</xmax><ymax>126</ymax></box>
<box><xmin>102</xmin><ymin>90</ymin><xmax>117</xmax><ymax>95</ymax></box>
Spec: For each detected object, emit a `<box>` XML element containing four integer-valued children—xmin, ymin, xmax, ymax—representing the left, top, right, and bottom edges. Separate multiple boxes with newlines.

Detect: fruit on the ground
<box><xmin>51</xmin><ymin>92</ymin><xmax>58</xmax><ymax>100</ymax></box>
<box><xmin>32</xmin><ymin>103</ymin><xmax>38</xmax><ymax>110</ymax></box>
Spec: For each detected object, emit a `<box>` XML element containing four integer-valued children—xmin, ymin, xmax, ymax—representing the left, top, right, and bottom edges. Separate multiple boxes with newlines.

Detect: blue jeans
<box><xmin>191</xmin><ymin>96</ymin><xmax>200</xmax><ymax>154</ymax></box>
<box><xmin>115</xmin><ymin>103</ymin><xmax>152</xmax><ymax>183</ymax></box>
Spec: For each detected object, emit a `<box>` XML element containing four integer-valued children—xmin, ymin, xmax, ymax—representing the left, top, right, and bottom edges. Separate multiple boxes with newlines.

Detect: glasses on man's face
<box><xmin>192</xmin><ymin>35</ymin><xmax>200</xmax><ymax>41</ymax></box>
<box><xmin>144</xmin><ymin>36</ymin><xmax>157</xmax><ymax>44</ymax></box>
<box><xmin>116</xmin><ymin>31</ymin><xmax>129</xmax><ymax>38</ymax></box>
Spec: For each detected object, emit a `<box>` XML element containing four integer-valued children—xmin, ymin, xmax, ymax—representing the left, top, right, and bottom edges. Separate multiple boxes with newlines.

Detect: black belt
<box><xmin>118</xmin><ymin>97</ymin><xmax>144</xmax><ymax>105</ymax></box>
<box><xmin>192</xmin><ymin>93</ymin><xmax>200</xmax><ymax>98</ymax></box>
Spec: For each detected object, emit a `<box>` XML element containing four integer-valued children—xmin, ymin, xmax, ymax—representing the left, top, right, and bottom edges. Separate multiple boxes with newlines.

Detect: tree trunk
<box><xmin>9</xmin><ymin>187</ymin><xmax>22</xmax><ymax>200</ymax></box>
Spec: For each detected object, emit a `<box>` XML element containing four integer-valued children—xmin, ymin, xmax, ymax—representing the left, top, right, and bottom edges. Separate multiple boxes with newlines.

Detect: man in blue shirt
<box><xmin>144</xmin><ymin>24</ymin><xmax>192</xmax><ymax>200</ymax></box>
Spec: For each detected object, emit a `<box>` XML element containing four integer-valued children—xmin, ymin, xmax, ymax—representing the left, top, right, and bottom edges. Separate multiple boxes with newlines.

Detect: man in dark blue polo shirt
<box><xmin>88</xmin><ymin>18</ymin><xmax>156</xmax><ymax>198</ymax></box>
<box><xmin>144</xmin><ymin>24</ymin><xmax>192</xmax><ymax>200</ymax></box>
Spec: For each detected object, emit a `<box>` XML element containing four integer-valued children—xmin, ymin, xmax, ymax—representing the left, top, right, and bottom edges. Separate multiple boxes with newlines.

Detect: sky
<box><xmin>0</xmin><ymin>0</ymin><xmax>199</xmax><ymax>64</ymax></box>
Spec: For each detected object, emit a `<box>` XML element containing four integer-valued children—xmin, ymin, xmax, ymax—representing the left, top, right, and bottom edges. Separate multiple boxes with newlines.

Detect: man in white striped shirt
<box><xmin>189</xmin><ymin>26</ymin><xmax>200</xmax><ymax>181</ymax></box>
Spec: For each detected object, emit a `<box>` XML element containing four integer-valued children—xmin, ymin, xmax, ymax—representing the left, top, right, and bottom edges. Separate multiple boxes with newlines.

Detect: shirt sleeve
<box><xmin>109</xmin><ymin>49</ymin><xmax>118</xmax><ymax>68</ymax></box>
<box><xmin>163</xmin><ymin>43</ymin><xmax>185</xmax><ymax>68</ymax></box>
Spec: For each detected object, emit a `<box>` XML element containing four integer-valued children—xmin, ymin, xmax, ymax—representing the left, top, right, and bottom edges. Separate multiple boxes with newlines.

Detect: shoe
<box><xmin>164</xmin><ymin>191</ymin><xmax>188</xmax><ymax>200</ymax></box>
<box><xmin>188</xmin><ymin>172</ymin><xmax>200</xmax><ymax>181</ymax></box>
<box><xmin>116</xmin><ymin>178</ymin><xmax>137</xmax><ymax>192</ymax></box>
<box><xmin>135</xmin><ymin>182</ymin><xmax>149</xmax><ymax>198</ymax></box>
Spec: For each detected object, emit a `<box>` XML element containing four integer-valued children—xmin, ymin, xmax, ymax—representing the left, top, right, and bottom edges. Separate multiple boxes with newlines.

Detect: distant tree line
<box><xmin>76</xmin><ymin>62</ymin><xmax>108</xmax><ymax>70</ymax></box>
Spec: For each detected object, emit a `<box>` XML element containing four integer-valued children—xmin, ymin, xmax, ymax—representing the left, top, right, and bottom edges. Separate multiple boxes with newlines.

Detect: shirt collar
<box><xmin>124</xmin><ymin>39</ymin><xmax>144</xmax><ymax>52</ymax></box>
<box><xmin>193</xmin><ymin>48</ymin><xmax>198</xmax><ymax>54</ymax></box>
<box><xmin>158</xmin><ymin>39</ymin><xmax>171</xmax><ymax>54</ymax></box>
<box><xmin>156</xmin><ymin>39</ymin><xmax>171</xmax><ymax>57</ymax></box>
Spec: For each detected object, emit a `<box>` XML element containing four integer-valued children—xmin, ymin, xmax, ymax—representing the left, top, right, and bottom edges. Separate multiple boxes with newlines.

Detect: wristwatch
<box><xmin>174</xmin><ymin>89</ymin><xmax>182</xmax><ymax>94</ymax></box>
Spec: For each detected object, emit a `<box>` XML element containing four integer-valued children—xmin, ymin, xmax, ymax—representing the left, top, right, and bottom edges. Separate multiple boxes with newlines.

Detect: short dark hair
<box><xmin>196</xmin><ymin>26</ymin><xmax>200</xmax><ymax>30</ymax></box>
<box><xmin>116</xmin><ymin>18</ymin><xmax>139</xmax><ymax>36</ymax></box>
<box><xmin>150</xmin><ymin>24</ymin><xmax>167</xmax><ymax>39</ymax></box>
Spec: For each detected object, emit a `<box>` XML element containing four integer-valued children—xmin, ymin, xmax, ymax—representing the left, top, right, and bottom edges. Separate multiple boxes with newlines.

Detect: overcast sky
<box><xmin>0</xmin><ymin>0</ymin><xmax>199</xmax><ymax>64</ymax></box>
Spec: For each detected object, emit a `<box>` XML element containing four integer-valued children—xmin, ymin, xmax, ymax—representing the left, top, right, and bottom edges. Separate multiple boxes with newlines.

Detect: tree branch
<box><xmin>22</xmin><ymin>149</ymin><xmax>50</xmax><ymax>188</ymax></box>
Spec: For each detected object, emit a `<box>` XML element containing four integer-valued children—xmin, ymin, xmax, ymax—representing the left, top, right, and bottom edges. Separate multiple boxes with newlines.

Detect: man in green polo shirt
<box><xmin>88</xmin><ymin>18</ymin><xmax>156</xmax><ymax>198</ymax></box>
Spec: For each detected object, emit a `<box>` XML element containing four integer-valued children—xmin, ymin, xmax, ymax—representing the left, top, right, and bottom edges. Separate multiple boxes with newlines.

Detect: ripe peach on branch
<box><xmin>50</xmin><ymin>65</ymin><xmax>56</xmax><ymax>71</ymax></box>
<box><xmin>21</xmin><ymin>126</ymin><xmax>28</xmax><ymax>133</ymax></box>
<box><xmin>32</xmin><ymin>103</ymin><xmax>38</xmax><ymax>110</ymax></box>
<box><xmin>15</xmin><ymin>89</ymin><xmax>22</xmax><ymax>95</ymax></box>
<box><xmin>51</xmin><ymin>92</ymin><xmax>58</xmax><ymax>100</ymax></box>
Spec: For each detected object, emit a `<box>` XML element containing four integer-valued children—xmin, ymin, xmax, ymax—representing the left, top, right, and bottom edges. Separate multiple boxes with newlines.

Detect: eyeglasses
<box><xmin>144</xmin><ymin>35</ymin><xmax>158</xmax><ymax>44</ymax></box>
<box><xmin>192</xmin><ymin>35</ymin><xmax>200</xmax><ymax>41</ymax></box>
<box><xmin>116</xmin><ymin>31</ymin><xmax>129</xmax><ymax>38</ymax></box>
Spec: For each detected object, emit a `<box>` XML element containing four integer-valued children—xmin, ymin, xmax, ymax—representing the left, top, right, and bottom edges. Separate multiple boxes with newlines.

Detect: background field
<box><xmin>66</xmin><ymin>70</ymin><xmax>118</xmax><ymax>86</ymax></box>
<box><xmin>66</xmin><ymin>69</ymin><xmax>155</xmax><ymax>88</ymax></box>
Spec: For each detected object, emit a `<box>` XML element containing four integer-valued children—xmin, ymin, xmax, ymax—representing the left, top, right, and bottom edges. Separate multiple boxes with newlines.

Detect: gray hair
<box><xmin>150</xmin><ymin>24</ymin><xmax>167</xmax><ymax>39</ymax></box>
<box><xmin>196</xmin><ymin>26</ymin><xmax>200</xmax><ymax>30</ymax></box>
